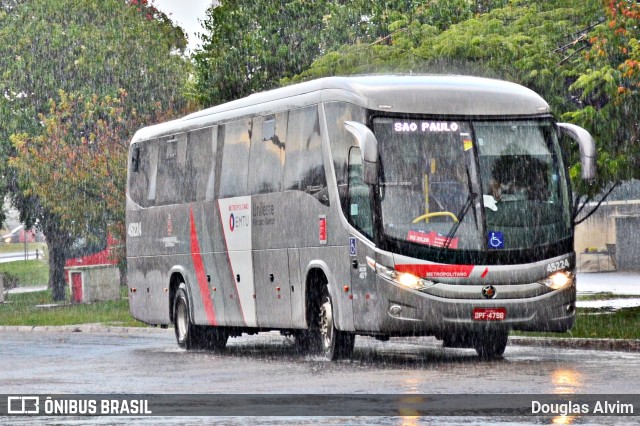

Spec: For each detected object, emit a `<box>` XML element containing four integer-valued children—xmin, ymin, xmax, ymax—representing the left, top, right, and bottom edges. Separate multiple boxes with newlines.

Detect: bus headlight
<box><xmin>374</xmin><ymin>262</ymin><xmax>434</xmax><ymax>291</ymax></box>
<box><xmin>539</xmin><ymin>271</ymin><xmax>573</xmax><ymax>290</ymax></box>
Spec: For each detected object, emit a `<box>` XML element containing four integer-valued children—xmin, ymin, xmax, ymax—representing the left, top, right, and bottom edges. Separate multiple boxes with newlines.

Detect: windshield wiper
<box><xmin>441</xmin><ymin>192</ymin><xmax>477</xmax><ymax>251</ymax></box>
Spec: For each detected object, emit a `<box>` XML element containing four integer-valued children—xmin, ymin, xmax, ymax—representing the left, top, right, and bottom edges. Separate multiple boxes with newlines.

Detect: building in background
<box><xmin>575</xmin><ymin>180</ymin><xmax>640</xmax><ymax>272</ymax></box>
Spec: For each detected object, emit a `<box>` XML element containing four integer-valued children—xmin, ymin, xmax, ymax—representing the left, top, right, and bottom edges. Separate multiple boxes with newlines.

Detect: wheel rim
<box><xmin>319</xmin><ymin>298</ymin><xmax>333</xmax><ymax>350</ymax></box>
<box><xmin>176</xmin><ymin>298</ymin><xmax>188</xmax><ymax>341</ymax></box>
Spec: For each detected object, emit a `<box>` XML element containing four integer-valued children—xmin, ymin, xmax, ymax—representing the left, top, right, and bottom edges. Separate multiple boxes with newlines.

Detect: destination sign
<box><xmin>394</xmin><ymin>121</ymin><xmax>459</xmax><ymax>133</ymax></box>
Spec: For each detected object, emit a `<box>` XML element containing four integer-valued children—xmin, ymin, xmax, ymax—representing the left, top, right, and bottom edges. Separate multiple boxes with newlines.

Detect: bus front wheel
<box><xmin>319</xmin><ymin>293</ymin><xmax>355</xmax><ymax>360</ymax></box>
<box><xmin>174</xmin><ymin>284</ymin><xmax>199</xmax><ymax>350</ymax></box>
<box><xmin>174</xmin><ymin>283</ymin><xmax>228</xmax><ymax>351</ymax></box>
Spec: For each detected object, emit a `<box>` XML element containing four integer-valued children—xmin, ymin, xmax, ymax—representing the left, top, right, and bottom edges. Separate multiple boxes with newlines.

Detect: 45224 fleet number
<box><xmin>546</xmin><ymin>259</ymin><xmax>570</xmax><ymax>273</ymax></box>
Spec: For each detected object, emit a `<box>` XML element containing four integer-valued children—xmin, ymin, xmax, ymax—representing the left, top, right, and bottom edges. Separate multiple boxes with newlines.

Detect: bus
<box><xmin>126</xmin><ymin>75</ymin><xmax>596</xmax><ymax>360</ymax></box>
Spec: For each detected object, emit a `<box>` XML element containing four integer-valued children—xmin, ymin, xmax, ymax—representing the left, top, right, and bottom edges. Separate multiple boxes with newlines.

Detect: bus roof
<box><xmin>131</xmin><ymin>75</ymin><xmax>550</xmax><ymax>144</ymax></box>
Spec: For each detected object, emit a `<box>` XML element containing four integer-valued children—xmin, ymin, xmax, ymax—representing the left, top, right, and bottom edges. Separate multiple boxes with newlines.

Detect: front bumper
<box><xmin>371</xmin><ymin>274</ymin><xmax>576</xmax><ymax>337</ymax></box>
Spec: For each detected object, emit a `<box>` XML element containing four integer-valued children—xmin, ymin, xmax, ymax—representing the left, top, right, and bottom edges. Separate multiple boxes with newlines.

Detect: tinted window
<box><xmin>324</xmin><ymin>102</ymin><xmax>366</xmax><ymax>211</ymax></box>
<box><xmin>187</xmin><ymin>126</ymin><xmax>218</xmax><ymax>201</ymax></box>
<box><xmin>475</xmin><ymin>120</ymin><xmax>571</xmax><ymax>248</ymax></box>
<box><xmin>219</xmin><ymin>119</ymin><xmax>251</xmax><ymax>198</ymax></box>
<box><xmin>347</xmin><ymin>147</ymin><xmax>374</xmax><ymax>238</ymax></box>
<box><xmin>248</xmin><ymin>112</ymin><xmax>287</xmax><ymax>194</ymax></box>
<box><xmin>375</xmin><ymin>118</ymin><xmax>483</xmax><ymax>251</ymax></box>
<box><xmin>128</xmin><ymin>142</ymin><xmax>145</xmax><ymax>206</ymax></box>
<box><xmin>128</xmin><ymin>139</ymin><xmax>159</xmax><ymax>208</ymax></box>
<box><xmin>155</xmin><ymin>133</ymin><xmax>188</xmax><ymax>205</ymax></box>
<box><xmin>284</xmin><ymin>106</ymin><xmax>328</xmax><ymax>205</ymax></box>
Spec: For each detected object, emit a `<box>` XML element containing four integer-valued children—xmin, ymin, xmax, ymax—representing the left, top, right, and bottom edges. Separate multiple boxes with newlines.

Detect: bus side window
<box><xmin>156</xmin><ymin>133</ymin><xmax>188</xmax><ymax>205</ymax></box>
<box><xmin>131</xmin><ymin>146</ymin><xmax>140</xmax><ymax>172</ymax></box>
<box><xmin>248</xmin><ymin>112</ymin><xmax>287</xmax><ymax>194</ymax></box>
<box><xmin>284</xmin><ymin>106</ymin><xmax>328</xmax><ymax>205</ymax></box>
<box><xmin>187</xmin><ymin>126</ymin><xmax>217</xmax><ymax>202</ymax></box>
<box><xmin>347</xmin><ymin>147</ymin><xmax>373</xmax><ymax>239</ymax></box>
<box><xmin>219</xmin><ymin>119</ymin><xmax>251</xmax><ymax>198</ymax></box>
<box><xmin>323</xmin><ymin>102</ymin><xmax>367</xmax><ymax>213</ymax></box>
<box><xmin>128</xmin><ymin>142</ymin><xmax>146</xmax><ymax>206</ymax></box>
<box><xmin>127</xmin><ymin>139</ymin><xmax>161</xmax><ymax>208</ymax></box>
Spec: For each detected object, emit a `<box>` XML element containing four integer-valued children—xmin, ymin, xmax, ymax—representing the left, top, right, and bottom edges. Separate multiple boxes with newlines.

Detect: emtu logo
<box><xmin>229</xmin><ymin>213</ymin><xmax>235</xmax><ymax>232</ymax></box>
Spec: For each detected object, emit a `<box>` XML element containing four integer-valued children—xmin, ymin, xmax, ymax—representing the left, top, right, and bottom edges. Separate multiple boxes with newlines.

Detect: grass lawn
<box><xmin>0</xmin><ymin>287</ymin><xmax>146</xmax><ymax>327</ymax></box>
<box><xmin>0</xmin><ymin>259</ymin><xmax>49</xmax><ymax>287</ymax></box>
<box><xmin>510</xmin><ymin>293</ymin><xmax>640</xmax><ymax>340</ymax></box>
<box><xmin>0</xmin><ymin>257</ymin><xmax>145</xmax><ymax>328</ymax></box>
<box><xmin>577</xmin><ymin>292</ymin><xmax>640</xmax><ymax>301</ymax></box>
<box><xmin>513</xmin><ymin>307</ymin><xmax>640</xmax><ymax>340</ymax></box>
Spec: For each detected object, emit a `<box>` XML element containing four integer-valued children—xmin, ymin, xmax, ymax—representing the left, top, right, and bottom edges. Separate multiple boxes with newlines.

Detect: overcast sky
<box><xmin>152</xmin><ymin>0</ymin><xmax>213</xmax><ymax>52</ymax></box>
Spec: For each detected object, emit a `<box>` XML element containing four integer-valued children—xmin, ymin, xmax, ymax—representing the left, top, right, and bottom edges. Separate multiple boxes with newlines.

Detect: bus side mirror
<box><xmin>345</xmin><ymin>121</ymin><xmax>378</xmax><ymax>185</ymax></box>
<box><xmin>557</xmin><ymin>123</ymin><xmax>596</xmax><ymax>180</ymax></box>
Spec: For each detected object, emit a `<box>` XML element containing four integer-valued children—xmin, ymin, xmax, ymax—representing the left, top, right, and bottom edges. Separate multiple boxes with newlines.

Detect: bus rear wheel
<box><xmin>319</xmin><ymin>294</ymin><xmax>355</xmax><ymax>360</ymax></box>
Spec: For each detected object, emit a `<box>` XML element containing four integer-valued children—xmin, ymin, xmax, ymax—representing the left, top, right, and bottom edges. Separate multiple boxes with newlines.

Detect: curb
<box><xmin>0</xmin><ymin>324</ymin><xmax>171</xmax><ymax>334</ymax></box>
<box><xmin>509</xmin><ymin>336</ymin><xmax>640</xmax><ymax>352</ymax></box>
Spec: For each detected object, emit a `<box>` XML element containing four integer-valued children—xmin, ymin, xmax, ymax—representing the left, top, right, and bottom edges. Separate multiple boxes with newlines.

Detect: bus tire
<box><xmin>319</xmin><ymin>293</ymin><xmax>355</xmax><ymax>360</ymax></box>
<box><xmin>474</xmin><ymin>329</ymin><xmax>509</xmax><ymax>360</ymax></box>
<box><xmin>173</xmin><ymin>284</ymin><xmax>200</xmax><ymax>350</ymax></box>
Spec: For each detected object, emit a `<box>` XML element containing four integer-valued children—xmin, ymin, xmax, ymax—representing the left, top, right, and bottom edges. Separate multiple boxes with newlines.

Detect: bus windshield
<box><xmin>373</xmin><ymin>117</ymin><xmax>571</xmax><ymax>252</ymax></box>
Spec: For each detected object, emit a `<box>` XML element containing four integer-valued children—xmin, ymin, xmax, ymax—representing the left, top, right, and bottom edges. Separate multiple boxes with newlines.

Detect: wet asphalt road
<box><xmin>2</xmin><ymin>328</ymin><xmax>640</xmax><ymax>395</ymax></box>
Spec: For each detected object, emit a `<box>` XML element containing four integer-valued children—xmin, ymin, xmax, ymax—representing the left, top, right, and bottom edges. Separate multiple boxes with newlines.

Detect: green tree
<box><xmin>285</xmin><ymin>0</ymin><xmax>529</xmax><ymax>83</ymax></box>
<box><xmin>9</xmin><ymin>91</ymin><xmax>136</xmax><ymax>297</ymax></box>
<box><xmin>291</xmin><ymin>0</ymin><xmax>625</xmax><ymax>218</ymax></box>
<box><xmin>194</xmin><ymin>0</ymin><xmax>475</xmax><ymax>107</ymax></box>
<box><xmin>564</xmin><ymin>0</ymin><xmax>640</xmax><ymax>212</ymax></box>
<box><xmin>0</xmin><ymin>0</ymin><xmax>189</xmax><ymax>301</ymax></box>
<box><xmin>194</xmin><ymin>0</ymin><xmax>329</xmax><ymax>107</ymax></box>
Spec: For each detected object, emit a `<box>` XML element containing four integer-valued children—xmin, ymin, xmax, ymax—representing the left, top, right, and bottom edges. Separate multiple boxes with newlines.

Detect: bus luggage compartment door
<box><xmin>254</xmin><ymin>249</ymin><xmax>292</xmax><ymax>328</ymax></box>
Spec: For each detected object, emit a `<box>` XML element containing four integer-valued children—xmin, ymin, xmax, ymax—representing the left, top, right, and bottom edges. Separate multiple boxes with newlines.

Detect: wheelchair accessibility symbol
<box><xmin>349</xmin><ymin>237</ymin><xmax>357</xmax><ymax>256</ymax></box>
<box><xmin>488</xmin><ymin>231</ymin><xmax>504</xmax><ymax>249</ymax></box>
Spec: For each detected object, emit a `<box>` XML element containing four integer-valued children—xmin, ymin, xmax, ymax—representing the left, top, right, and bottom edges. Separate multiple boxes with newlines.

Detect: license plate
<box><xmin>473</xmin><ymin>307</ymin><xmax>506</xmax><ymax>321</ymax></box>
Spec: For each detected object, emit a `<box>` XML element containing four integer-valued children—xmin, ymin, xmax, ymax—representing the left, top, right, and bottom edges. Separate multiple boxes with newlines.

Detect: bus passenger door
<box><xmin>350</xmin><ymin>236</ymin><xmax>379</xmax><ymax>332</ymax></box>
<box><xmin>347</xmin><ymin>147</ymin><xmax>381</xmax><ymax>332</ymax></box>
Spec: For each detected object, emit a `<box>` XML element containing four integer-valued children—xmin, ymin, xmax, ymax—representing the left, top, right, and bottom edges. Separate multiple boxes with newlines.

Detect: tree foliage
<box><xmin>9</xmin><ymin>91</ymin><xmax>131</xmax><ymax>238</ymax></box>
<box><xmin>193</xmin><ymin>0</ymin><xmax>328</xmax><ymax>106</ymax></box>
<box><xmin>193</xmin><ymin>0</ymin><xmax>505</xmax><ymax>106</ymax></box>
<box><xmin>286</xmin><ymin>0</ymin><xmax>640</xmax><ymax>208</ymax></box>
<box><xmin>0</xmin><ymin>0</ymin><xmax>190</xmax><ymax>300</ymax></box>
<box><xmin>565</xmin><ymin>1</ymin><xmax>640</xmax><ymax>200</ymax></box>
<box><xmin>195</xmin><ymin>0</ymin><xmax>635</xmax><ymax>209</ymax></box>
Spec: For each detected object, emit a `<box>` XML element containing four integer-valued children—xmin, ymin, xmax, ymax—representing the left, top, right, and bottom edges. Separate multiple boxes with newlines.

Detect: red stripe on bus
<box><xmin>481</xmin><ymin>267</ymin><xmax>489</xmax><ymax>278</ymax></box>
<box><xmin>190</xmin><ymin>208</ymin><xmax>217</xmax><ymax>326</ymax></box>
<box><xmin>395</xmin><ymin>264</ymin><xmax>474</xmax><ymax>278</ymax></box>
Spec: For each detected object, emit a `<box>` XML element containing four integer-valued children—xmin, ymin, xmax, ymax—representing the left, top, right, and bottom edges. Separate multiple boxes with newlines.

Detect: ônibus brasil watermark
<box><xmin>1</xmin><ymin>394</ymin><xmax>638</xmax><ymax>417</ymax></box>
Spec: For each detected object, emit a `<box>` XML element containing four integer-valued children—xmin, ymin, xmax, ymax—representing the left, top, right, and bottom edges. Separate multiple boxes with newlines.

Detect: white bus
<box><xmin>126</xmin><ymin>75</ymin><xmax>596</xmax><ymax>359</ymax></box>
